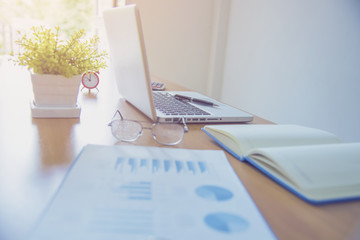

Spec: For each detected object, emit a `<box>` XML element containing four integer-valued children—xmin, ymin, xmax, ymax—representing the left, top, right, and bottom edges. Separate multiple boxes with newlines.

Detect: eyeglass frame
<box><xmin>108</xmin><ymin>110</ymin><xmax>188</xmax><ymax>145</ymax></box>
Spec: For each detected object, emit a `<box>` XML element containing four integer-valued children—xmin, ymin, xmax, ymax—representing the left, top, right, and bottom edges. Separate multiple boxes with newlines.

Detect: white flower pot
<box><xmin>30</xmin><ymin>73</ymin><xmax>81</xmax><ymax>118</ymax></box>
<box><xmin>31</xmin><ymin>73</ymin><xmax>81</xmax><ymax>107</ymax></box>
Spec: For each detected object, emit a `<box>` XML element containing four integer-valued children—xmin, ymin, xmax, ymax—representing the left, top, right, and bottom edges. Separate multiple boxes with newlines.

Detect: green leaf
<box><xmin>10</xmin><ymin>25</ymin><xmax>108</xmax><ymax>78</ymax></box>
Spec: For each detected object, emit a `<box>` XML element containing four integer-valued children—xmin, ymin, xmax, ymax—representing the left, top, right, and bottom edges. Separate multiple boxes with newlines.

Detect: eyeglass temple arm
<box><xmin>181</xmin><ymin>117</ymin><xmax>189</xmax><ymax>133</ymax></box>
<box><xmin>113</xmin><ymin>110</ymin><xmax>125</xmax><ymax>120</ymax></box>
<box><xmin>108</xmin><ymin>110</ymin><xmax>125</xmax><ymax>126</ymax></box>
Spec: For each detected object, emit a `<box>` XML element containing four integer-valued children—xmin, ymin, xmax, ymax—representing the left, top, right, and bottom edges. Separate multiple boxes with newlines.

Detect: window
<box><xmin>0</xmin><ymin>0</ymin><xmax>115</xmax><ymax>55</ymax></box>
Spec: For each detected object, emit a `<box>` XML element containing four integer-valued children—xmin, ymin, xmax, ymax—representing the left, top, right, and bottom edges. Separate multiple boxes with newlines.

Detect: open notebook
<box><xmin>202</xmin><ymin>124</ymin><xmax>360</xmax><ymax>204</ymax></box>
<box><xmin>103</xmin><ymin>5</ymin><xmax>253</xmax><ymax>123</ymax></box>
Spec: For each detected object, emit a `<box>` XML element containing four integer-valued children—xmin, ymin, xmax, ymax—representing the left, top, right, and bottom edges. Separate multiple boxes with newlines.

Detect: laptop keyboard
<box><xmin>153</xmin><ymin>92</ymin><xmax>210</xmax><ymax>116</ymax></box>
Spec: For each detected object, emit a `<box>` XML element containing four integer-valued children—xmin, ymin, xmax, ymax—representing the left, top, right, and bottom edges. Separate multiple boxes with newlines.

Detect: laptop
<box><xmin>103</xmin><ymin>5</ymin><xmax>253</xmax><ymax>123</ymax></box>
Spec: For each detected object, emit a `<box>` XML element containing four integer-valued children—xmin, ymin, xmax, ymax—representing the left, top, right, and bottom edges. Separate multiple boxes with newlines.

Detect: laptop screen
<box><xmin>103</xmin><ymin>5</ymin><xmax>157</xmax><ymax>122</ymax></box>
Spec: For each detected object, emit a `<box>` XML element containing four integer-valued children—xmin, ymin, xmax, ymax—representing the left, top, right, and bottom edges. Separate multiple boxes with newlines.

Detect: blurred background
<box><xmin>1</xmin><ymin>0</ymin><xmax>359</xmax><ymax>142</ymax></box>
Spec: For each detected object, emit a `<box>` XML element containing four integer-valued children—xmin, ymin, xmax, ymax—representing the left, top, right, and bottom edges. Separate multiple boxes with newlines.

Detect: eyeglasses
<box><xmin>108</xmin><ymin>110</ymin><xmax>188</xmax><ymax>146</ymax></box>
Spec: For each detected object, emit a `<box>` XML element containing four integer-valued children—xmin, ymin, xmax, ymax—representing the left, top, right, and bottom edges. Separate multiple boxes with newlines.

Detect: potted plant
<box><xmin>11</xmin><ymin>26</ymin><xmax>108</xmax><ymax>117</ymax></box>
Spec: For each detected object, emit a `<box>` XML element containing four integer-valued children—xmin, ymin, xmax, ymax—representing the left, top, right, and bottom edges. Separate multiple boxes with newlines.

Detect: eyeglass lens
<box><xmin>151</xmin><ymin>123</ymin><xmax>184</xmax><ymax>145</ymax></box>
<box><xmin>110</xmin><ymin>120</ymin><xmax>143</xmax><ymax>142</ymax></box>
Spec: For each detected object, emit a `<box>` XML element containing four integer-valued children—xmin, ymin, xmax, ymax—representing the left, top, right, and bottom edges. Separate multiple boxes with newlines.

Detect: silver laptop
<box><xmin>103</xmin><ymin>5</ymin><xmax>253</xmax><ymax>123</ymax></box>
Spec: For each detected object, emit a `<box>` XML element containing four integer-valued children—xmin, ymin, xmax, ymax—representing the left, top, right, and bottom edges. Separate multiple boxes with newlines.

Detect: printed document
<box><xmin>28</xmin><ymin>144</ymin><xmax>276</xmax><ymax>240</ymax></box>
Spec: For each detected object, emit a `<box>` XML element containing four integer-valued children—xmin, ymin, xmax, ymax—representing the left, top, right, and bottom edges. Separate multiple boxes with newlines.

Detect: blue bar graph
<box><xmin>152</xmin><ymin>159</ymin><xmax>160</xmax><ymax>173</ymax></box>
<box><xmin>88</xmin><ymin>208</ymin><xmax>154</xmax><ymax>235</ymax></box>
<box><xmin>164</xmin><ymin>160</ymin><xmax>172</xmax><ymax>172</ymax></box>
<box><xmin>115</xmin><ymin>157</ymin><xmax>125</xmax><ymax>170</ymax></box>
<box><xmin>175</xmin><ymin>160</ymin><xmax>184</xmax><ymax>173</ymax></box>
<box><xmin>128</xmin><ymin>158</ymin><xmax>136</xmax><ymax>172</ymax></box>
<box><xmin>140</xmin><ymin>158</ymin><xmax>148</xmax><ymax>169</ymax></box>
<box><xmin>112</xmin><ymin>181</ymin><xmax>152</xmax><ymax>201</ymax></box>
<box><xmin>114</xmin><ymin>157</ymin><xmax>209</xmax><ymax>175</ymax></box>
<box><xmin>198</xmin><ymin>161</ymin><xmax>207</xmax><ymax>173</ymax></box>
<box><xmin>187</xmin><ymin>161</ymin><xmax>196</xmax><ymax>174</ymax></box>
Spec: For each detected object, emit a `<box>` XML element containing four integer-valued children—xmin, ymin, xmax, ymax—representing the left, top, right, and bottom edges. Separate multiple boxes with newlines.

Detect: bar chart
<box><xmin>114</xmin><ymin>157</ymin><xmax>209</xmax><ymax>175</ymax></box>
<box><xmin>88</xmin><ymin>208</ymin><xmax>154</xmax><ymax>235</ymax></box>
<box><xmin>111</xmin><ymin>181</ymin><xmax>152</xmax><ymax>201</ymax></box>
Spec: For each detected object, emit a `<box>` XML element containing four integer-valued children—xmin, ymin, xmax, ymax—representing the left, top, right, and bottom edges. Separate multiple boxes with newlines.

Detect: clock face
<box><xmin>81</xmin><ymin>72</ymin><xmax>99</xmax><ymax>89</ymax></box>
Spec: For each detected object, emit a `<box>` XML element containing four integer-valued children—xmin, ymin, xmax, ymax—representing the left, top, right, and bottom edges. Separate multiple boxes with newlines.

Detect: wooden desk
<box><xmin>0</xmin><ymin>61</ymin><xmax>359</xmax><ymax>240</ymax></box>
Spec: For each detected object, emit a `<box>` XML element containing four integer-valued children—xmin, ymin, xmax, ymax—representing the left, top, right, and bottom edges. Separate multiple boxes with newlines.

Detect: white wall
<box><xmin>221</xmin><ymin>0</ymin><xmax>360</xmax><ymax>142</ymax></box>
<box><xmin>119</xmin><ymin>0</ymin><xmax>360</xmax><ymax>142</ymax></box>
<box><xmin>128</xmin><ymin>0</ymin><xmax>216</xmax><ymax>94</ymax></box>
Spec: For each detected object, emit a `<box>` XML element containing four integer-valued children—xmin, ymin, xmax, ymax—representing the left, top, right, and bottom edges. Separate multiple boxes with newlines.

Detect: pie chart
<box><xmin>195</xmin><ymin>185</ymin><xmax>233</xmax><ymax>201</ymax></box>
<box><xmin>204</xmin><ymin>212</ymin><xmax>249</xmax><ymax>233</ymax></box>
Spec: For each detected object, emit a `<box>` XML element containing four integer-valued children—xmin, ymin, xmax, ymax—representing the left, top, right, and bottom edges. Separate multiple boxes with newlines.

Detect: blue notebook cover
<box><xmin>202</xmin><ymin>127</ymin><xmax>360</xmax><ymax>205</ymax></box>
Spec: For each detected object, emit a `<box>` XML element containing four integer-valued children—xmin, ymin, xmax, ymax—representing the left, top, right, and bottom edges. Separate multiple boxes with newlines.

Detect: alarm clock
<box><xmin>81</xmin><ymin>71</ymin><xmax>99</xmax><ymax>92</ymax></box>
